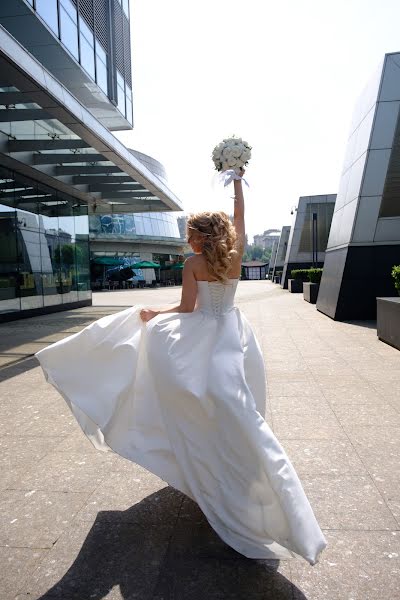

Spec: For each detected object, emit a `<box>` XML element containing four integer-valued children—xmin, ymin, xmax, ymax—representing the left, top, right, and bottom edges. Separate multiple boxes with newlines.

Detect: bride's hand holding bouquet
<box><xmin>212</xmin><ymin>136</ymin><xmax>251</xmax><ymax>186</ymax></box>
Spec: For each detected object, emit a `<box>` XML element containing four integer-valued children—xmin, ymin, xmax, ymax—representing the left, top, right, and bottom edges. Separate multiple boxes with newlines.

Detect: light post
<box><xmin>312</xmin><ymin>212</ymin><xmax>318</xmax><ymax>267</ymax></box>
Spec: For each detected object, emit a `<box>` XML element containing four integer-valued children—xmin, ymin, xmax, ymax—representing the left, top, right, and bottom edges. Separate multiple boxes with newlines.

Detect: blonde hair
<box><xmin>187</xmin><ymin>211</ymin><xmax>238</xmax><ymax>283</ymax></box>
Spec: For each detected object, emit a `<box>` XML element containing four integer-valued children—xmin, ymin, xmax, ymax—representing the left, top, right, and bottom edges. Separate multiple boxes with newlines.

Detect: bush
<box><xmin>291</xmin><ymin>268</ymin><xmax>323</xmax><ymax>283</ymax></box>
<box><xmin>392</xmin><ymin>265</ymin><xmax>400</xmax><ymax>293</ymax></box>
<box><xmin>307</xmin><ymin>268</ymin><xmax>323</xmax><ymax>284</ymax></box>
<box><xmin>290</xmin><ymin>269</ymin><xmax>309</xmax><ymax>281</ymax></box>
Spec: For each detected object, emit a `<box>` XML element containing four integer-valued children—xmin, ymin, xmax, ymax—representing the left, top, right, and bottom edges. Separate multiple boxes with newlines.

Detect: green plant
<box><xmin>307</xmin><ymin>268</ymin><xmax>323</xmax><ymax>284</ymax></box>
<box><xmin>392</xmin><ymin>265</ymin><xmax>400</xmax><ymax>294</ymax></box>
<box><xmin>290</xmin><ymin>269</ymin><xmax>309</xmax><ymax>281</ymax></box>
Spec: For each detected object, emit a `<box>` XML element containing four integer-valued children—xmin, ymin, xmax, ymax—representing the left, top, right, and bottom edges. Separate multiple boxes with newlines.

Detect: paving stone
<box><xmin>0</xmin><ymin>489</ymin><xmax>89</xmax><ymax>548</ymax></box>
<box><xmin>153</xmin><ymin>557</ymin><xmax>295</xmax><ymax>600</ymax></box>
<box><xmin>53</xmin><ymin>431</ymin><xmax>99</xmax><ymax>453</ymax></box>
<box><xmin>15</xmin><ymin>517</ymin><xmax>174</xmax><ymax>600</ymax></box>
<box><xmin>0</xmin><ymin>546</ymin><xmax>48</xmax><ymax>599</ymax></box>
<box><xmin>278</xmin><ymin>439</ymin><xmax>367</xmax><ymax>476</ymax></box>
<box><xmin>333</xmin><ymin>403</ymin><xmax>400</xmax><ymax>428</ymax></box>
<box><xmin>301</xmin><ymin>474</ymin><xmax>398</xmax><ymax>530</ymax></box>
<box><xmin>291</xmin><ymin>530</ymin><xmax>400</xmax><ymax>600</ymax></box>
<box><xmin>76</xmin><ymin>476</ymin><xmax>182</xmax><ymax>525</ymax></box>
<box><xmin>267</xmin><ymin>382</ymin><xmax>324</xmax><ymax>399</ymax></box>
<box><xmin>9</xmin><ymin>451</ymin><xmax>110</xmax><ymax>493</ymax></box>
<box><xmin>270</xmin><ymin>396</ymin><xmax>334</xmax><ymax>415</ymax></box>
<box><xmin>321</xmin><ymin>387</ymin><xmax>382</xmax><ymax>406</ymax></box>
<box><xmin>273</xmin><ymin>414</ymin><xmax>346</xmax><ymax>440</ymax></box>
<box><xmin>0</xmin><ymin>436</ymin><xmax>61</xmax><ymax>490</ymax></box>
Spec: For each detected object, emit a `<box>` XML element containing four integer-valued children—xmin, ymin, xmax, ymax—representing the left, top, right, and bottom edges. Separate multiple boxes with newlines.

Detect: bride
<box><xmin>35</xmin><ymin>170</ymin><xmax>327</xmax><ymax>565</ymax></box>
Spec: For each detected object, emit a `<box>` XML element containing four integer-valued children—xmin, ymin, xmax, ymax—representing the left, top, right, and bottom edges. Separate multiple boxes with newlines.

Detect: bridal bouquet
<box><xmin>212</xmin><ymin>136</ymin><xmax>251</xmax><ymax>174</ymax></box>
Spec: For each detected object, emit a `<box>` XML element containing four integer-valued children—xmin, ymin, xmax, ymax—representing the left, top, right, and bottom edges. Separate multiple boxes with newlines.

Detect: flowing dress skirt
<box><xmin>36</xmin><ymin>305</ymin><xmax>327</xmax><ymax>565</ymax></box>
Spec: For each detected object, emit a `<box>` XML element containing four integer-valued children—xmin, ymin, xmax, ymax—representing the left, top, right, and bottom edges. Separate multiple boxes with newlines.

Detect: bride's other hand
<box><xmin>140</xmin><ymin>308</ymin><xmax>159</xmax><ymax>322</ymax></box>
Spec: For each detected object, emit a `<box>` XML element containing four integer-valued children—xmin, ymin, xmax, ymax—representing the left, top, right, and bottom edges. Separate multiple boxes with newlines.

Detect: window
<box><xmin>125</xmin><ymin>85</ymin><xmax>133</xmax><ymax>124</ymax></box>
<box><xmin>143</xmin><ymin>217</ymin><xmax>152</xmax><ymax>235</ymax></box>
<box><xmin>116</xmin><ymin>71</ymin><xmax>125</xmax><ymax>116</ymax></box>
<box><xmin>95</xmin><ymin>41</ymin><xmax>108</xmax><ymax>94</ymax></box>
<box><xmin>122</xmin><ymin>0</ymin><xmax>130</xmax><ymax>18</ymax></box>
<box><xmin>60</xmin><ymin>0</ymin><xmax>79</xmax><ymax>60</ymax></box>
<box><xmin>36</xmin><ymin>0</ymin><xmax>59</xmax><ymax>35</ymax></box>
<box><xmin>134</xmin><ymin>215</ymin><xmax>144</xmax><ymax>235</ymax></box>
<box><xmin>79</xmin><ymin>16</ymin><xmax>95</xmax><ymax>79</ymax></box>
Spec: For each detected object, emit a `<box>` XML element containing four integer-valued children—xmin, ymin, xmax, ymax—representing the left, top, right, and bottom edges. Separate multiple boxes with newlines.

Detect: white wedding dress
<box><xmin>35</xmin><ymin>278</ymin><xmax>327</xmax><ymax>565</ymax></box>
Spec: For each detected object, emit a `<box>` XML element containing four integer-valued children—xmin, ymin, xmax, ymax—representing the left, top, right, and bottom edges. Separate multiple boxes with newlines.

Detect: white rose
<box><xmin>222</xmin><ymin>146</ymin><xmax>233</xmax><ymax>158</ymax></box>
<box><xmin>222</xmin><ymin>161</ymin><xmax>229</xmax><ymax>171</ymax></box>
<box><xmin>212</xmin><ymin>150</ymin><xmax>221</xmax><ymax>160</ymax></box>
<box><xmin>241</xmin><ymin>150</ymin><xmax>251</xmax><ymax>162</ymax></box>
<box><xmin>228</xmin><ymin>157</ymin><xmax>238</xmax><ymax>167</ymax></box>
<box><xmin>231</xmin><ymin>146</ymin><xmax>242</xmax><ymax>158</ymax></box>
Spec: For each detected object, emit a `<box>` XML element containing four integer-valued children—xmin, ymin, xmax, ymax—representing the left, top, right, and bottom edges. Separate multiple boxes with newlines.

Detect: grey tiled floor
<box><xmin>0</xmin><ymin>281</ymin><xmax>399</xmax><ymax>599</ymax></box>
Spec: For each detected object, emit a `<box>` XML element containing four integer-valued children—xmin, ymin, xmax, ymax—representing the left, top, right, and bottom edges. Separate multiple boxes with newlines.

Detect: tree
<box><xmin>54</xmin><ymin>243</ymin><xmax>83</xmax><ymax>267</ymax></box>
<box><xmin>250</xmin><ymin>245</ymin><xmax>264</xmax><ymax>260</ymax></box>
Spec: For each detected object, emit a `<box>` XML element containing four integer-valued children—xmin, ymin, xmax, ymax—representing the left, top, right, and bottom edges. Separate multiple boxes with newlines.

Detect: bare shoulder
<box><xmin>184</xmin><ymin>255</ymin><xmax>199</xmax><ymax>269</ymax></box>
<box><xmin>185</xmin><ymin>254</ymin><xmax>208</xmax><ymax>279</ymax></box>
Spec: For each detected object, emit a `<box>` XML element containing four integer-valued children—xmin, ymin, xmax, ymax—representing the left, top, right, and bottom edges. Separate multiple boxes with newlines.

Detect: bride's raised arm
<box><xmin>233</xmin><ymin>167</ymin><xmax>245</xmax><ymax>256</ymax></box>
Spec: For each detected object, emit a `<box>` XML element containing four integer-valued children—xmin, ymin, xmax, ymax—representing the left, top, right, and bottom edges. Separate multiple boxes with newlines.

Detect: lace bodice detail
<box><xmin>196</xmin><ymin>279</ymin><xmax>239</xmax><ymax>317</ymax></box>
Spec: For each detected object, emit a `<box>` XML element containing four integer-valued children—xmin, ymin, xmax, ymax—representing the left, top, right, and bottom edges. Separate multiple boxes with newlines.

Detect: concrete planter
<box><xmin>377</xmin><ymin>297</ymin><xmax>400</xmax><ymax>351</ymax></box>
<box><xmin>303</xmin><ymin>282</ymin><xmax>320</xmax><ymax>304</ymax></box>
<box><xmin>288</xmin><ymin>279</ymin><xmax>303</xmax><ymax>293</ymax></box>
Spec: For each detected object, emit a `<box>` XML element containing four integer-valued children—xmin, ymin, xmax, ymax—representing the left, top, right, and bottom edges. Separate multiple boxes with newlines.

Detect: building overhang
<box><xmin>90</xmin><ymin>234</ymin><xmax>186</xmax><ymax>248</ymax></box>
<box><xmin>0</xmin><ymin>0</ymin><xmax>131</xmax><ymax>131</ymax></box>
<box><xmin>0</xmin><ymin>25</ymin><xmax>183</xmax><ymax>215</ymax></box>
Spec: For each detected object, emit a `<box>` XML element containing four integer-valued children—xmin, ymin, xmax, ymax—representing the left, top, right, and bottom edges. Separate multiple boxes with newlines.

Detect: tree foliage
<box><xmin>242</xmin><ymin>245</ymin><xmax>272</xmax><ymax>263</ymax></box>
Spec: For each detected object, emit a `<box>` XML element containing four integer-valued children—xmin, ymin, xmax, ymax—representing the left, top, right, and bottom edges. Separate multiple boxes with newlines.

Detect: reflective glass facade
<box><xmin>0</xmin><ymin>166</ymin><xmax>90</xmax><ymax>317</ymax></box>
<box><xmin>298</xmin><ymin>203</ymin><xmax>335</xmax><ymax>253</ymax></box>
<box><xmin>20</xmin><ymin>0</ymin><xmax>133</xmax><ymax>125</ymax></box>
<box><xmin>89</xmin><ymin>212</ymin><xmax>181</xmax><ymax>238</ymax></box>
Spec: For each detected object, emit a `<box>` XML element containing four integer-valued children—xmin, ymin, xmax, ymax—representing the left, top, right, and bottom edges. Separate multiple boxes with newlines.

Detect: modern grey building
<box><xmin>268</xmin><ymin>238</ymin><xmax>278</xmax><ymax>277</ymax></box>
<box><xmin>271</xmin><ymin>225</ymin><xmax>290</xmax><ymax>280</ymax></box>
<box><xmin>253</xmin><ymin>229</ymin><xmax>281</xmax><ymax>251</ymax></box>
<box><xmin>0</xmin><ymin>1</ymin><xmax>182</xmax><ymax>320</ymax></box>
<box><xmin>317</xmin><ymin>53</ymin><xmax>400</xmax><ymax>320</ymax></box>
<box><xmin>281</xmin><ymin>195</ymin><xmax>336</xmax><ymax>288</ymax></box>
<box><xmin>89</xmin><ymin>151</ymin><xmax>185</xmax><ymax>286</ymax></box>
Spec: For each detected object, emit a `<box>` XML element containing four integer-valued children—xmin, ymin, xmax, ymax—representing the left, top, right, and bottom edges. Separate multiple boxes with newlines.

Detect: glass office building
<box><xmin>317</xmin><ymin>53</ymin><xmax>400</xmax><ymax>320</ymax></box>
<box><xmin>0</xmin><ymin>2</ymin><xmax>183</xmax><ymax>320</ymax></box>
<box><xmin>0</xmin><ymin>0</ymin><xmax>133</xmax><ymax>129</ymax></box>
<box><xmin>280</xmin><ymin>195</ymin><xmax>336</xmax><ymax>289</ymax></box>
<box><xmin>0</xmin><ymin>165</ymin><xmax>90</xmax><ymax>314</ymax></box>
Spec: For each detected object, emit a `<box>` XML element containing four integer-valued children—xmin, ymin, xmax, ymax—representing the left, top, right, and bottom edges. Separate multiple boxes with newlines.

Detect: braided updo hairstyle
<box><xmin>186</xmin><ymin>211</ymin><xmax>238</xmax><ymax>283</ymax></box>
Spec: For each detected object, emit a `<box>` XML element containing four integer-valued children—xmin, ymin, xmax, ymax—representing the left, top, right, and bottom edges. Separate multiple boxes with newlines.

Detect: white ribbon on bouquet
<box><xmin>219</xmin><ymin>169</ymin><xmax>249</xmax><ymax>188</ymax></box>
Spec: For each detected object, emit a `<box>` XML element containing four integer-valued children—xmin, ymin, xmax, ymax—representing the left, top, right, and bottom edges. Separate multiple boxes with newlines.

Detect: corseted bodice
<box><xmin>196</xmin><ymin>279</ymin><xmax>239</xmax><ymax>317</ymax></box>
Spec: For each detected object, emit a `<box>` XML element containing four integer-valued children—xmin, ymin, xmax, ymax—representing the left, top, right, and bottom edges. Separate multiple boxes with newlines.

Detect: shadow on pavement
<box><xmin>0</xmin><ymin>356</ymin><xmax>39</xmax><ymax>380</ymax></box>
<box><xmin>0</xmin><ymin>307</ymin><xmax>122</xmax><ymax>380</ymax></box>
<box><xmin>37</xmin><ymin>488</ymin><xmax>307</xmax><ymax>600</ymax></box>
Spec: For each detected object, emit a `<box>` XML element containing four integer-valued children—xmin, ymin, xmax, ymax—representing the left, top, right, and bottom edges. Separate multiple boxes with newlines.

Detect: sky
<box><xmin>116</xmin><ymin>0</ymin><xmax>400</xmax><ymax>242</ymax></box>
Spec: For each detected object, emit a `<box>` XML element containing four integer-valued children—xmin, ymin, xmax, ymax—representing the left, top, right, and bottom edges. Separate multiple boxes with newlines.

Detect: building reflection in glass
<box><xmin>0</xmin><ymin>166</ymin><xmax>90</xmax><ymax>316</ymax></box>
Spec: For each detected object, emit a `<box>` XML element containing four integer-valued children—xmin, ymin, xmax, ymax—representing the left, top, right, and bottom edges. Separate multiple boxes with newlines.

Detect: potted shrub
<box><xmin>392</xmin><ymin>265</ymin><xmax>400</xmax><ymax>296</ymax></box>
<box><xmin>376</xmin><ymin>265</ymin><xmax>400</xmax><ymax>351</ymax></box>
<box><xmin>273</xmin><ymin>270</ymin><xmax>282</xmax><ymax>284</ymax></box>
<box><xmin>288</xmin><ymin>269</ymin><xmax>309</xmax><ymax>293</ymax></box>
<box><xmin>303</xmin><ymin>268</ymin><xmax>323</xmax><ymax>304</ymax></box>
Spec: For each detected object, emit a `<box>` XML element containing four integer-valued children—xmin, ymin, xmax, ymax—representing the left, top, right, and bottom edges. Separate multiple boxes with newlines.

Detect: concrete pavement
<box><xmin>0</xmin><ymin>281</ymin><xmax>399</xmax><ymax>599</ymax></box>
